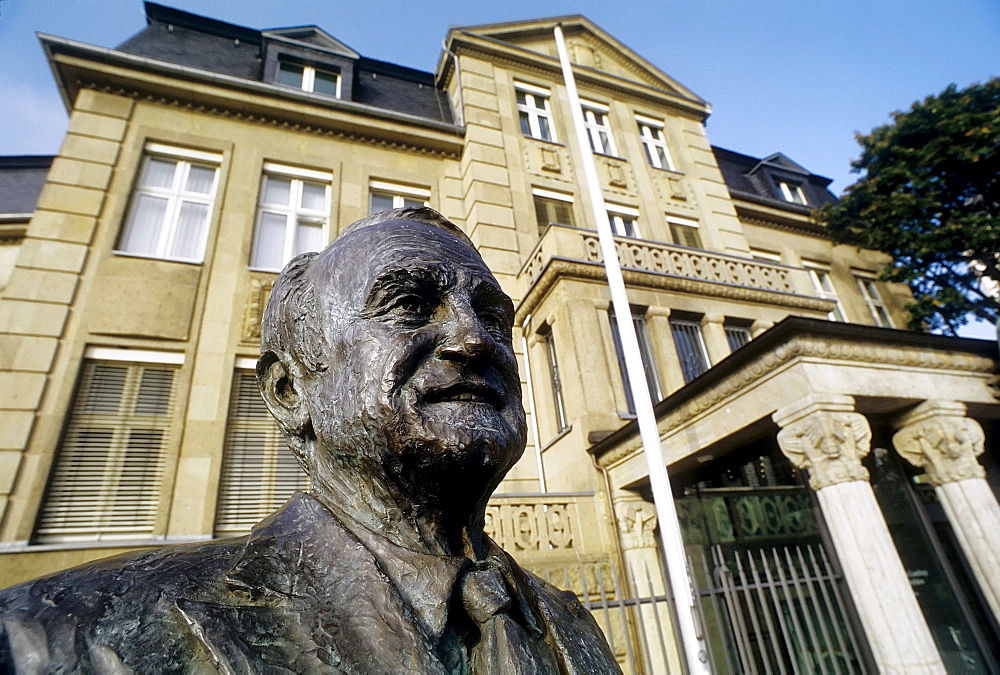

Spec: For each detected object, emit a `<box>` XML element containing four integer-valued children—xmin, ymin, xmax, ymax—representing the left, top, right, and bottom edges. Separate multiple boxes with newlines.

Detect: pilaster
<box><xmin>893</xmin><ymin>400</ymin><xmax>1000</xmax><ymax>623</ymax></box>
<box><xmin>773</xmin><ymin>394</ymin><xmax>944</xmax><ymax>673</ymax></box>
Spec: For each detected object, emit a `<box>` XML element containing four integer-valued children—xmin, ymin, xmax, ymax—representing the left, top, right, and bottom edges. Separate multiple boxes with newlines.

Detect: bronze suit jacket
<box><xmin>0</xmin><ymin>493</ymin><xmax>620</xmax><ymax>673</ymax></box>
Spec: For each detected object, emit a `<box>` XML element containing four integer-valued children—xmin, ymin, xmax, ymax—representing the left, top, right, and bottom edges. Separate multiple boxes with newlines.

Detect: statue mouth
<box><xmin>422</xmin><ymin>381</ymin><xmax>503</xmax><ymax>408</ymax></box>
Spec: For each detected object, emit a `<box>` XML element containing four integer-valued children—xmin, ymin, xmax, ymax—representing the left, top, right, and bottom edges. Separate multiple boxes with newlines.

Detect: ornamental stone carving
<box><xmin>893</xmin><ymin>400</ymin><xmax>986</xmax><ymax>484</ymax></box>
<box><xmin>774</xmin><ymin>395</ymin><xmax>872</xmax><ymax>490</ymax></box>
<box><xmin>613</xmin><ymin>496</ymin><xmax>658</xmax><ymax>549</ymax></box>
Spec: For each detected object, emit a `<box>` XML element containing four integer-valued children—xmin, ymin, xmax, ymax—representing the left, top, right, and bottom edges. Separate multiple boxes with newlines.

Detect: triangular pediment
<box><xmin>262</xmin><ymin>26</ymin><xmax>359</xmax><ymax>59</ymax></box>
<box><xmin>751</xmin><ymin>152</ymin><xmax>810</xmax><ymax>176</ymax></box>
<box><xmin>452</xmin><ymin>16</ymin><xmax>703</xmax><ymax>103</ymax></box>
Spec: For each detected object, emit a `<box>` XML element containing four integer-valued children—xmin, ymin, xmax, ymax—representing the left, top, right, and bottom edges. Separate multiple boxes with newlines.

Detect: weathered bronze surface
<box><xmin>0</xmin><ymin>208</ymin><xmax>620</xmax><ymax>673</ymax></box>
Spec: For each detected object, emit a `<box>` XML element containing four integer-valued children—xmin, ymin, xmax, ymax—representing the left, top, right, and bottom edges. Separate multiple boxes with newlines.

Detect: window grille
<box><xmin>609</xmin><ymin>309</ymin><xmax>662</xmax><ymax>414</ymax></box>
<box><xmin>670</xmin><ymin>318</ymin><xmax>710</xmax><ymax>383</ymax></box>
<box><xmin>34</xmin><ymin>360</ymin><xmax>178</xmax><ymax>543</ymax></box>
<box><xmin>541</xmin><ymin>330</ymin><xmax>568</xmax><ymax>433</ymax></box>
<box><xmin>724</xmin><ymin>324</ymin><xmax>752</xmax><ymax>352</ymax></box>
<box><xmin>214</xmin><ymin>371</ymin><xmax>309</xmax><ymax>537</ymax></box>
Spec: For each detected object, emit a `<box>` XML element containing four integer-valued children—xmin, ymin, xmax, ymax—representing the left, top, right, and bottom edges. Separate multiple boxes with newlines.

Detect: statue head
<box><xmin>257</xmin><ymin>207</ymin><xmax>526</xmax><ymax>513</ymax></box>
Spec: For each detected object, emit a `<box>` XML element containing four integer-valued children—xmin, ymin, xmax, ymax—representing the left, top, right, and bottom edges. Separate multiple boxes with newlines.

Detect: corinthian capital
<box><xmin>773</xmin><ymin>395</ymin><xmax>871</xmax><ymax>490</ymax></box>
<box><xmin>893</xmin><ymin>400</ymin><xmax>985</xmax><ymax>484</ymax></box>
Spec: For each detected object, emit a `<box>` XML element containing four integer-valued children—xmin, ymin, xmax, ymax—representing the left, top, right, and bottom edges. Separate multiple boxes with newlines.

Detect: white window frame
<box><xmin>749</xmin><ymin>248</ymin><xmax>783</xmax><ymax>263</ymax></box>
<box><xmin>277</xmin><ymin>60</ymin><xmax>342</xmax><ymax>98</ymax></box>
<box><xmin>635</xmin><ymin>114</ymin><xmax>675</xmax><ymax>171</ymax></box>
<box><xmin>855</xmin><ymin>273</ymin><xmax>893</xmax><ymax>327</ymax></box>
<box><xmin>368</xmin><ymin>180</ymin><xmax>431</xmax><ymax>215</ymax></box>
<box><xmin>667</xmin><ymin>216</ymin><xmax>702</xmax><ymax>249</ymax></box>
<box><xmin>249</xmin><ymin>163</ymin><xmax>332</xmax><ymax>273</ymax></box>
<box><xmin>779</xmin><ymin>181</ymin><xmax>807</xmax><ymax>205</ymax></box>
<box><xmin>532</xmin><ymin>188</ymin><xmax>575</xmax><ymax>234</ymax></box>
<box><xmin>581</xmin><ymin>100</ymin><xmax>617</xmax><ymax>156</ymax></box>
<box><xmin>802</xmin><ymin>260</ymin><xmax>846</xmax><ymax>322</ymax></box>
<box><xmin>116</xmin><ymin>144</ymin><xmax>222</xmax><ymax>263</ymax></box>
<box><xmin>515</xmin><ymin>82</ymin><xmax>556</xmax><ymax>142</ymax></box>
<box><xmin>607</xmin><ymin>203</ymin><xmax>639</xmax><ymax>238</ymax></box>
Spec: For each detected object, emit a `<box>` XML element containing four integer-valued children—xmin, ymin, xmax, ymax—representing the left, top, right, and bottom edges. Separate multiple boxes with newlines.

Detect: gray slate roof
<box><xmin>712</xmin><ymin>146</ymin><xmax>838</xmax><ymax>210</ymax></box>
<box><xmin>0</xmin><ymin>156</ymin><xmax>54</xmax><ymax>216</ymax></box>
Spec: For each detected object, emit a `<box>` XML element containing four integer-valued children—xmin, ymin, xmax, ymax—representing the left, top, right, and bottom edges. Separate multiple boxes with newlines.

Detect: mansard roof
<box><xmin>712</xmin><ymin>146</ymin><xmax>838</xmax><ymax>212</ymax></box>
<box><xmin>0</xmin><ymin>156</ymin><xmax>54</xmax><ymax>219</ymax></box>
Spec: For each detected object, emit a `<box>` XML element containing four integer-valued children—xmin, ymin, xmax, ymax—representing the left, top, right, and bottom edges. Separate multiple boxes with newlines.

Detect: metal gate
<box><xmin>695</xmin><ymin>543</ymin><xmax>870</xmax><ymax>674</ymax></box>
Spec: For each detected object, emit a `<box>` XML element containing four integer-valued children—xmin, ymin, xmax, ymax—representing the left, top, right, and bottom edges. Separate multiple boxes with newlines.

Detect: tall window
<box><xmin>636</xmin><ymin>115</ymin><xmax>675</xmax><ymax>171</ymax></box>
<box><xmin>540</xmin><ymin>328</ymin><xmax>568</xmax><ymax>433</ymax></box>
<box><xmin>724</xmin><ymin>322</ymin><xmax>753</xmax><ymax>351</ymax></box>
<box><xmin>582</xmin><ymin>101</ymin><xmax>617</xmax><ymax>156</ymax></box>
<box><xmin>778</xmin><ymin>181</ymin><xmax>807</xmax><ymax>205</ymax></box>
<box><xmin>667</xmin><ymin>216</ymin><xmax>702</xmax><ymax>249</ymax></box>
<box><xmin>215</xmin><ymin>369</ymin><xmax>310</xmax><ymax>537</ymax></box>
<box><xmin>34</xmin><ymin>353</ymin><xmax>181</xmax><ymax>543</ymax></box>
<box><xmin>250</xmin><ymin>164</ymin><xmax>331</xmax><ymax>272</ymax></box>
<box><xmin>277</xmin><ymin>60</ymin><xmax>340</xmax><ymax>97</ymax></box>
<box><xmin>368</xmin><ymin>180</ymin><xmax>430</xmax><ymax>215</ymax></box>
<box><xmin>607</xmin><ymin>204</ymin><xmax>639</xmax><ymax>238</ymax></box>
<box><xmin>515</xmin><ymin>83</ymin><xmax>555</xmax><ymax>142</ymax></box>
<box><xmin>670</xmin><ymin>317</ymin><xmax>710</xmax><ymax>383</ymax></box>
<box><xmin>609</xmin><ymin>309</ymin><xmax>661</xmax><ymax>414</ymax></box>
<box><xmin>856</xmin><ymin>274</ymin><xmax>893</xmax><ymax>327</ymax></box>
<box><xmin>533</xmin><ymin>189</ymin><xmax>575</xmax><ymax>236</ymax></box>
<box><xmin>116</xmin><ymin>144</ymin><xmax>221</xmax><ymax>262</ymax></box>
<box><xmin>804</xmin><ymin>261</ymin><xmax>846</xmax><ymax>322</ymax></box>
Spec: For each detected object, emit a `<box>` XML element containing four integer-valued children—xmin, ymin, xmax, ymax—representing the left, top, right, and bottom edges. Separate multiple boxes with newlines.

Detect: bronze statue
<box><xmin>0</xmin><ymin>208</ymin><xmax>620</xmax><ymax>673</ymax></box>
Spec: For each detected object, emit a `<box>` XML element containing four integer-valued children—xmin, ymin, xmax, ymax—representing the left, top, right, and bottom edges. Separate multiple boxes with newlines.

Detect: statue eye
<box><xmin>391</xmin><ymin>293</ymin><xmax>433</xmax><ymax>322</ymax></box>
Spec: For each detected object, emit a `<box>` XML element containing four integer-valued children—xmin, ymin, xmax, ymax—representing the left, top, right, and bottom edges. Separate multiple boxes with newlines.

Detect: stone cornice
<box><xmin>591</xmin><ymin>318</ymin><xmax>998</xmax><ymax>469</ymax></box>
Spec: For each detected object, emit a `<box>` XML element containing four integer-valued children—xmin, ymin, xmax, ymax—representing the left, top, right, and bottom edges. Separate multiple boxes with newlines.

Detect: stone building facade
<box><xmin>1</xmin><ymin>3</ymin><xmax>998</xmax><ymax>671</ymax></box>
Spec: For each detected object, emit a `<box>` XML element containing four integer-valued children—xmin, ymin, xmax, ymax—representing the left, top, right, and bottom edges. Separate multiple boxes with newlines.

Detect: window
<box><xmin>667</xmin><ymin>216</ymin><xmax>702</xmax><ymax>249</ymax></box>
<box><xmin>116</xmin><ymin>144</ymin><xmax>221</xmax><ymax>262</ymax></box>
<box><xmin>724</xmin><ymin>323</ymin><xmax>753</xmax><ymax>351</ymax></box>
<box><xmin>277</xmin><ymin>60</ymin><xmax>341</xmax><ymax>97</ymax></box>
<box><xmin>533</xmin><ymin>189</ymin><xmax>575</xmax><ymax>235</ymax></box>
<box><xmin>34</xmin><ymin>352</ymin><xmax>182</xmax><ymax>543</ymax></box>
<box><xmin>581</xmin><ymin>101</ymin><xmax>617</xmax><ymax>156</ymax></box>
<box><xmin>607</xmin><ymin>204</ymin><xmax>639</xmax><ymax>238</ymax></box>
<box><xmin>215</xmin><ymin>368</ymin><xmax>310</xmax><ymax>537</ymax></box>
<box><xmin>515</xmin><ymin>83</ymin><xmax>555</xmax><ymax>142</ymax></box>
<box><xmin>856</xmin><ymin>274</ymin><xmax>893</xmax><ymax>327</ymax></box>
<box><xmin>250</xmin><ymin>164</ymin><xmax>331</xmax><ymax>272</ymax></box>
<box><xmin>803</xmin><ymin>261</ymin><xmax>846</xmax><ymax>322</ymax></box>
<box><xmin>540</xmin><ymin>328</ymin><xmax>568</xmax><ymax>433</ymax></box>
<box><xmin>368</xmin><ymin>180</ymin><xmax>430</xmax><ymax>215</ymax></box>
<box><xmin>609</xmin><ymin>308</ymin><xmax>661</xmax><ymax>414</ymax></box>
<box><xmin>670</xmin><ymin>317</ymin><xmax>710</xmax><ymax>383</ymax></box>
<box><xmin>636</xmin><ymin>115</ymin><xmax>675</xmax><ymax>171</ymax></box>
<box><xmin>749</xmin><ymin>248</ymin><xmax>782</xmax><ymax>263</ymax></box>
<box><xmin>778</xmin><ymin>181</ymin><xmax>807</xmax><ymax>205</ymax></box>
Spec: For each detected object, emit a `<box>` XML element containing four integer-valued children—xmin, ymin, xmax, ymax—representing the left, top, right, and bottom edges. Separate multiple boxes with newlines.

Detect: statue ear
<box><xmin>257</xmin><ymin>351</ymin><xmax>311</xmax><ymax>436</ymax></box>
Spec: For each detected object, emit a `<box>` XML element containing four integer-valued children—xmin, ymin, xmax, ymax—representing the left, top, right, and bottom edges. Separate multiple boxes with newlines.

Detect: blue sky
<box><xmin>2</xmin><ymin>0</ymin><xmax>998</xmax><ymax>337</ymax></box>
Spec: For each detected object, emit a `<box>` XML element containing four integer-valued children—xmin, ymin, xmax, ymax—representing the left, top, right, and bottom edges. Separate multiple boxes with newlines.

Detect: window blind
<box><xmin>214</xmin><ymin>371</ymin><xmax>309</xmax><ymax>537</ymax></box>
<box><xmin>34</xmin><ymin>360</ymin><xmax>177</xmax><ymax>543</ymax></box>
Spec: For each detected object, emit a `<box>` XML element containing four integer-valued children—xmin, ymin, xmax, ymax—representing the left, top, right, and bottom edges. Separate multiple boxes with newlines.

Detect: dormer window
<box><xmin>277</xmin><ymin>60</ymin><xmax>341</xmax><ymax>98</ymax></box>
<box><xmin>778</xmin><ymin>181</ymin><xmax>807</xmax><ymax>205</ymax></box>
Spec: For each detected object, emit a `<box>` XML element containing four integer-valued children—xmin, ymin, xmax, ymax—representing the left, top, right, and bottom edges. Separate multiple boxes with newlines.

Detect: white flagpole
<box><xmin>553</xmin><ymin>24</ymin><xmax>708</xmax><ymax>673</ymax></box>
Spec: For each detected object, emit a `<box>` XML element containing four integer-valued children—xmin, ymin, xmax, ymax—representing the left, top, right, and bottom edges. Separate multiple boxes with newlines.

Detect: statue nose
<box><xmin>436</xmin><ymin>303</ymin><xmax>493</xmax><ymax>362</ymax></box>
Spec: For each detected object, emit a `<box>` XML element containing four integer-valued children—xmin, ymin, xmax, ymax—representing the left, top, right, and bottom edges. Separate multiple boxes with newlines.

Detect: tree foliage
<box><xmin>818</xmin><ymin>79</ymin><xmax>1000</xmax><ymax>334</ymax></box>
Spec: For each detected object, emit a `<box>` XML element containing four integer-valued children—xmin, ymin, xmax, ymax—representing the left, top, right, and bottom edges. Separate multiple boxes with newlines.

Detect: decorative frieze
<box><xmin>483</xmin><ymin>501</ymin><xmax>574</xmax><ymax>551</ymax></box>
<box><xmin>773</xmin><ymin>395</ymin><xmax>871</xmax><ymax>489</ymax></box>
<box><xmin>893</xmin><ymin>400</ymin><xmax>986</xmax><ymax>484</ymax></box>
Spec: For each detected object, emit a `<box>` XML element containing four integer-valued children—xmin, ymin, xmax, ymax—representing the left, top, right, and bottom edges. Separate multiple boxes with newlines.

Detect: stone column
<box><xmin>773</xmin><ymin>394</ymin><xmax>944</xmax><ymax>673</ymax></box>
<box><xmin>893</xmin><ymin>400</ymin><xmax>1000</xmax><ymax>623</ymax></box>
<box><xmin>700</xmin><ymin>314</ymin><xmax>730</xmax><ymax>366</ymax></box>
<box><xmin>612</xmin><ymin>492</ymin><xmax>681</xmax><ymax>675</ymax></box>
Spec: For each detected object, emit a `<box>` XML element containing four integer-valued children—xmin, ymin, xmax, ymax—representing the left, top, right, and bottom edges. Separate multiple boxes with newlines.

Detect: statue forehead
<box><xmin>316</xmin><ymin>219</ymin><xmax>494</xmax><ymax>306</ymax></box>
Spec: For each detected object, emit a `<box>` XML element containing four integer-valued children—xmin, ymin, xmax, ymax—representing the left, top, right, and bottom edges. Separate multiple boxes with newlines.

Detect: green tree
<box><xmin>819</xmin><ymin>79</ymin><xmax>1000</xmax><ymax>334</ymax></box>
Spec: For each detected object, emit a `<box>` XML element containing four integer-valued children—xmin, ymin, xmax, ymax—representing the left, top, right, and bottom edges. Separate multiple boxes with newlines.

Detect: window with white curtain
<box><xmin>214</xmin><ymin>368</ymin><xmax>309</xmax><ymax>537</ymax></box>
<box><xmin>581</xmin><ymin>100</ymin><xmax>617</xmax><ymax>156</ymax></box>
<box><xmin>34</xmin><ymin>351</ymin><xmax>183</xmax><ymax>543</ymax></box>
<box><xmin>249</xmin><ymin>163</ymin><xmax>332</xmax><ymax>272</ymax></box>
<box><xmin>116</xmin><ymin>144</ymin><xmax>221</xmax><ymax>262</ymax></box>
<box><xmin>636</xmin><ymin>115</ymin><xmax>675</xmax><ymax>171</ymax></box>
<box><xmin>368</xmin><ymin>180</ymin><xmax>430</xmax><ymax>215</ymax></box>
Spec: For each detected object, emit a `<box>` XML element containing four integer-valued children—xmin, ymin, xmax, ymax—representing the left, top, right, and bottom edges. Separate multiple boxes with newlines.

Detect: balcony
<box><xmin>517</xmin><ymin>224</ymin><xmax>832</xmax><ymax>316</ymax></box>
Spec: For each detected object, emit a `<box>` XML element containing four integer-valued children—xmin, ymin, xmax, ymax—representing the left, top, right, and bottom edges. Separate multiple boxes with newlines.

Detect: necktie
<box><xmin>457</xmin><ymin>557</ymin><xmax>555</xmax><ymax>674</ymax></box>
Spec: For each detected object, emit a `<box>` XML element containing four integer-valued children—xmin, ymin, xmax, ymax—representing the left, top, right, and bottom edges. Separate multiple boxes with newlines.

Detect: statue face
<box><xmin>304</xmin><ymin>220</ymin><xmax>526</xmax><ymax>503</ymax></box>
